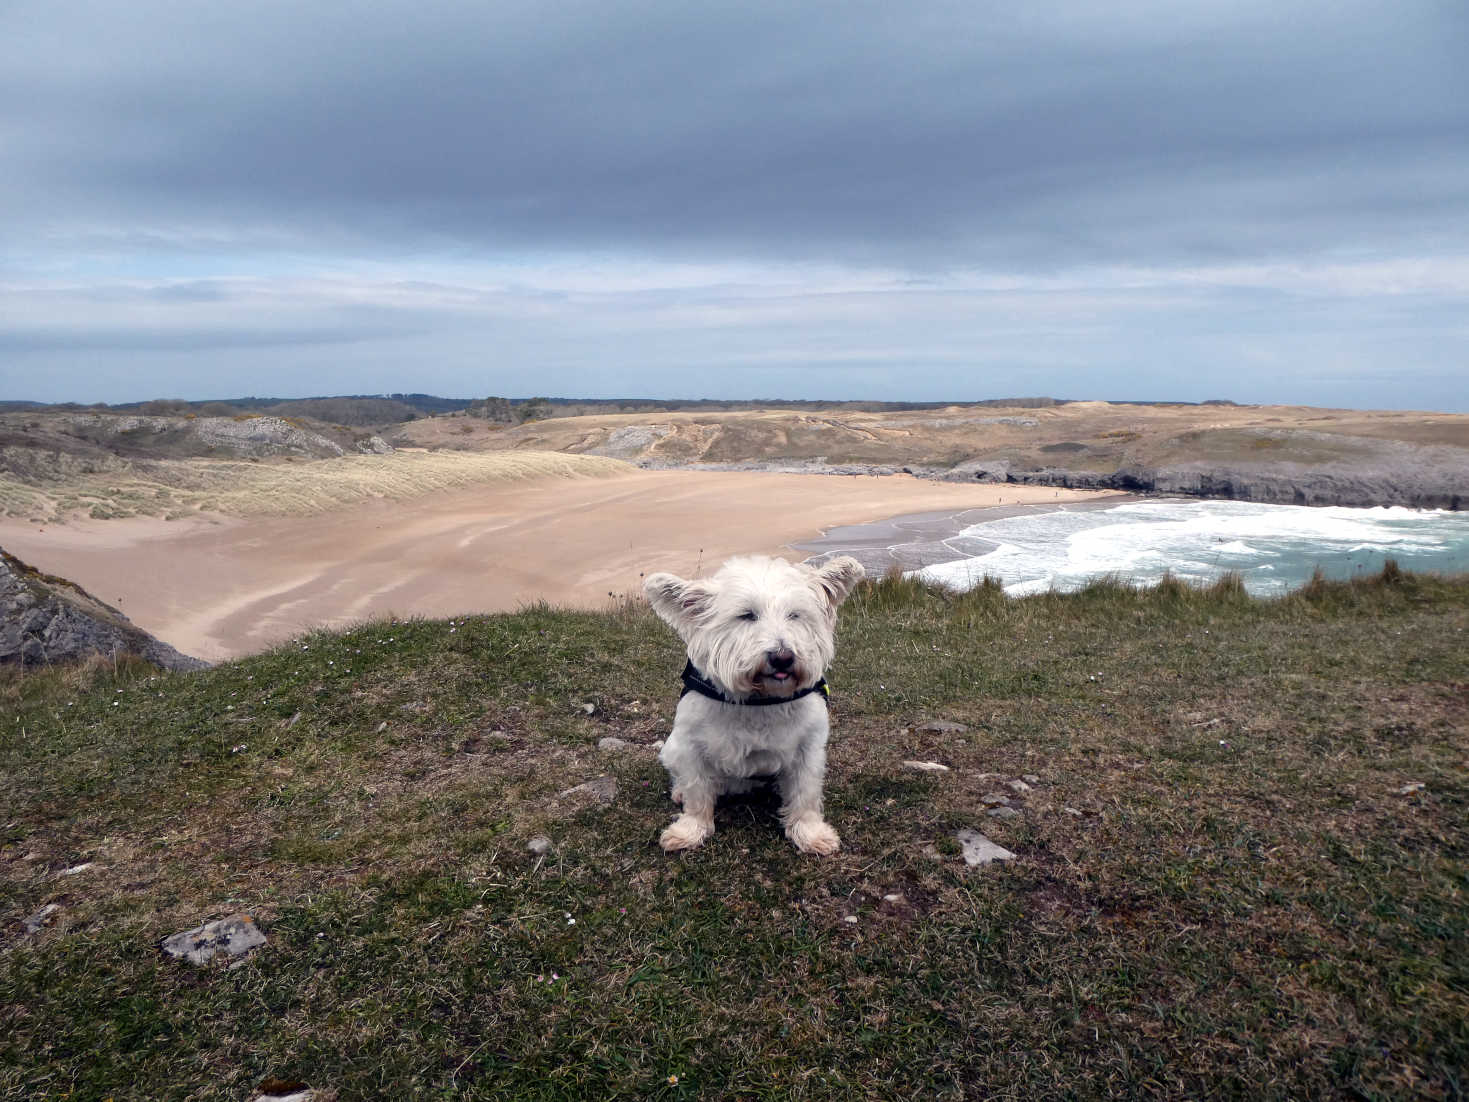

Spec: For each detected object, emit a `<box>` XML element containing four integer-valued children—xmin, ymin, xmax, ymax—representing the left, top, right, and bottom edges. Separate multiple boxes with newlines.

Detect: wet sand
<box><xmin>0</xmin><ymin>468</ymin><xmax>1119</xmax><ymax>662</ymax></box>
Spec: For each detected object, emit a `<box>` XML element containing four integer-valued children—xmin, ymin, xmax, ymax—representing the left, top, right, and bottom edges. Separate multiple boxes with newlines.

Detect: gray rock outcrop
<box><xmin>938</xmin><ymin>434</ymin><xmax>1468</xmax><ymax>510</ymax></box>
<box><xmin>1</xmin><ymin>547</ymin><xmax>208</xmax><ymax>671</ymax></box>
<box><xmin>186</xmin><ymin>415</ymin><xmax>346</xmax><ymax>457</ymax></box>
<box><xmin>974</xmin><ymin>460</ymin><xmax>1465</xmax><ymax>510</ymax></box>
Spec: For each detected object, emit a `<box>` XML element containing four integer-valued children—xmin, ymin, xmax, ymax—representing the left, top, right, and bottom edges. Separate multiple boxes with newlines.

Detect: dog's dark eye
<box><xmin>738</xmin><ymin>610</ymin><xmax>758</xmax><ymax>622</ymax></box>
<box><xmin>787</xmin><ymin>611</ymin><xmax>801</xmax><ymax>621</ymax></box>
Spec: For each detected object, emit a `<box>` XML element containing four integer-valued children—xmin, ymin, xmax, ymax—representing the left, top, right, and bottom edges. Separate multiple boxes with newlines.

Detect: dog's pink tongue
<box><xmin>773</xmin><ymin>671</ymin><xmax>790</xmax><ymax>680</ymax></box>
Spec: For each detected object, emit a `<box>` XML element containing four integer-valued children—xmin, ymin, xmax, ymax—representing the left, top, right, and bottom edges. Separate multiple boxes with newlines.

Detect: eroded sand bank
<box><xmin>0</xmin><ymin>468</ymin><xmax>1117</xmax><ymax>662</ymax></box>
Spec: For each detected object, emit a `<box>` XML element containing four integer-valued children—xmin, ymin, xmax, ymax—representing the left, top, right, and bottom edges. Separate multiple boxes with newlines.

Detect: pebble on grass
<box><xmin>902</xmin><ymin>760</ymin><xmax>951</xmax><ymax>773</ymax></box>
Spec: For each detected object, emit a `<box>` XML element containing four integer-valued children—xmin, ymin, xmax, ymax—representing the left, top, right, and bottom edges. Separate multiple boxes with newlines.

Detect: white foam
<box><xmin>912</xmin><ymin>500</ymin><xmax>1469</xmax><ymax>597</ymax></box>
<box><xmin>1216</xmin><ymin>540</ymin><xmax>1260</xmax><ymax>556</ymax></box>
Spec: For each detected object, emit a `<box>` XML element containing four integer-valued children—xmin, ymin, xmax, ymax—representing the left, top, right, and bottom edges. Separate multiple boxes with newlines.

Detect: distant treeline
<box><xmin>0</xmin><ymin>393</ymin><xmax>1241</xmax><ymax>426</ymax></box>
<box><xmin>2</xmin><ymin>394</ymin><xmax>1074</xmax><ymax>424</ymax></box>
<box><xmin>0</xmin><ymin>394</ymin><xmax>471</xmax><ymax>426</ymax></box>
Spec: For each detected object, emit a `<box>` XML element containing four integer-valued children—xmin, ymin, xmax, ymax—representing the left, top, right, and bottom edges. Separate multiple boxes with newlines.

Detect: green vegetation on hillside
<box><xmin>3</xmin><ymin>569</ymin><xmax>1466</xmax><ymax>1099</ymax></box>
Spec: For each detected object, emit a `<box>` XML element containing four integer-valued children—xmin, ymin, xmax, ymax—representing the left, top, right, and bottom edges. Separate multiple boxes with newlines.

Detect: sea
<box><xmin>912</xmin><ymin>500</ymin><xmax>1469</xmax><ymax>598</ymax></box>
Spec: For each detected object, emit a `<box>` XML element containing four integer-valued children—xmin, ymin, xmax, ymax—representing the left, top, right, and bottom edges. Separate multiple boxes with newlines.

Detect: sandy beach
<box><xmin>0</xmin><ymin>468</ymin><xmax>1117</xmax><ymax>662</ymax></box>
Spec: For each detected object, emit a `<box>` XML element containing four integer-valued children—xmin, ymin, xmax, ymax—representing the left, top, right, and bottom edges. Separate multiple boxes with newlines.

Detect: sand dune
<box><xmin>0</xmin><ymin>447</ymin><xmax>627</xmax><ymax>523</ymax></box>
<box><xmin>0</xmin><ymin>468</ymin><xmax>1116</xmax><ymax>662</ymax></box>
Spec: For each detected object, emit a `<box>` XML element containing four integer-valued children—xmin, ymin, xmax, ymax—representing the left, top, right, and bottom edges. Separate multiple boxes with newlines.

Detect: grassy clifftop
<box><xmin>3</xmin><ymin>571</ymin><xmax>1467</xmax><ymax>1099</ymax></box>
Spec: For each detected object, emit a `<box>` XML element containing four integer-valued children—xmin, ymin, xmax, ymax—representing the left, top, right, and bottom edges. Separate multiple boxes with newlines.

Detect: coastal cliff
<box><xmin>941</xmin><ymin>446</ymin><xmax>1467</xmax><ymax>510</ymax></box>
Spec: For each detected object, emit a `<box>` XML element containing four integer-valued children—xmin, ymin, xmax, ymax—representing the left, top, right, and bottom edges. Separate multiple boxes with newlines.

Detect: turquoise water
<box><xmin>915</xmin><ymin>500</ymin><xmax>1469</xmax><ymax>597</ymax></box>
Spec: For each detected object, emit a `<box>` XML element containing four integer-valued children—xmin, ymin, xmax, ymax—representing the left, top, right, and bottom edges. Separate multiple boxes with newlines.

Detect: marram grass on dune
<box><xmin>0</xmin><ymin>449</ymin><xmax>628</xmax><ymax>523</ymax></box>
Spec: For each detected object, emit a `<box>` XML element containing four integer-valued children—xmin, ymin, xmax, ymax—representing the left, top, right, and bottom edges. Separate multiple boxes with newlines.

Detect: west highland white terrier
<box><xmin>644</xmin><ymin>554</ymin><xmax>865</xmax><ymax>855</ymax></box>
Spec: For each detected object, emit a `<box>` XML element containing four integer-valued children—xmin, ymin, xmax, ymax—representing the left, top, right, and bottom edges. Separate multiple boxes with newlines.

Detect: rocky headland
<box><xmin>923</xmin><ymin>430</ymin><xmax>1468</xmax><ymax>509</ymax></box>
<box><xmin>0</xmin><ymin>546</ymin><xmax>208</xmax><ymax>670</ymax></box>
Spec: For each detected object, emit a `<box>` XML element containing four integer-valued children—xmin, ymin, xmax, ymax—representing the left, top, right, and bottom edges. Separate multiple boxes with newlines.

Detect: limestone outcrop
<box><xmin>0</xmin><ymin>547</ymin><xmax>208</xmax><ymax>670</ymax></box>
<box><xmin>943</xmin><ymin>456</ymin><xmax>1465</xmax><ymax>510</ymax></box>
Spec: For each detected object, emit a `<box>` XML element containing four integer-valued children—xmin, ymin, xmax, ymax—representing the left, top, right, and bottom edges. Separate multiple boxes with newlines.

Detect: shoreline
<box><xmin>0</xmin><ymin>468</ymin><xmax>1120</xmax><ymax>662</ymax></box>
<box><xmin>630</xmin><ymin>456</ymin><xmax>1466</xmax><ymax>512</ymax></box>
<box><xmin>793</xmin><ymin>495</ymin><xmax>1152</xmax><ymax>576</ymax></box>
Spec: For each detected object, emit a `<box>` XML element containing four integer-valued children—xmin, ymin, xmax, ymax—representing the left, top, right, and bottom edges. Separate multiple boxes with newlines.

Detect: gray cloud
<box><xmin>1</xmin><ymin>0</ymin><xmax>1465</xmax><ymax>407</ymax></box>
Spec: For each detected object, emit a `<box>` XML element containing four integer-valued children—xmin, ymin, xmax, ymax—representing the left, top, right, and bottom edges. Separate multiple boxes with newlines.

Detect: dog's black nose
<box><xmin>769</xmin><ymin>649</ymin><xmax>795</xmax><ymax>671</ymax></box>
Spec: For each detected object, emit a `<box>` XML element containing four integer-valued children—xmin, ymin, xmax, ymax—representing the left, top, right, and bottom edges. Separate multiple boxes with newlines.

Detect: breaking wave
<box><xmin>913</xmin><ymin>501</ymin><xmax>1469</xmax><ymax>597</ymax></box>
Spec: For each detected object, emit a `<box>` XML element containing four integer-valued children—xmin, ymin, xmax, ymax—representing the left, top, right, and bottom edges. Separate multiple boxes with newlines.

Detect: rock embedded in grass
<box><xmin>160</xmin><ymin>913</ymin><xmax>266</xmax><ymax>966</ymax></box>
<box><xmin>598</xmin><ymin>737</ymin><xmax>631</xmax><ymax>751</ymax></box>
<box><xmin>526</xmin><ymin>836</ymin><xmax>553</xmax><ymax>856</ymax></box>
<box><xmin>552</xmin><ymin>775</ymin><xmax>618</xmax><ymax>815</ymax></box>
<box><xmin>249</xmin><ymin>1087</ymin><xmax>322</xmax><ymax>1102</ymax></box>
<box><xmin>987</xmin><ymin>806</ymin><xmax>1022</xmax><ymax>820</ymax></box>
<box><xmin>916</xmin><ymin>719</ymin><xmax>969</xmax><ymax>733</ymax></box>
<box><xmin>956</xmin><ymin>829</ymin><xmax>1016</xmax><ymax>866</ymax></box>
<box><xmin>902</xmin><ymin>760</ymin><xmax>951</xmax><ymax>773</ymax></box>
<box><xmin>22</xmin><ymin>903</ymin><xmax>61</xmax><ymax>934</ymax></box>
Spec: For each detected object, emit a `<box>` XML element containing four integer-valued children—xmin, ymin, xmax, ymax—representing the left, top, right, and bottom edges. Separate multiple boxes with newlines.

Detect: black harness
<box><xmin>679</xmin><ymin>660</ymin><xmax>830</xmax><ymax>707</ymax></box>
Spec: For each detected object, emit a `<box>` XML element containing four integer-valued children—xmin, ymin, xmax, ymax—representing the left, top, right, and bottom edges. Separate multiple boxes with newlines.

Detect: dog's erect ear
<box><xmin>643</xmin><ymin>572</ymin><xmax>716</xmax><ymax>633</ymax></box>
<box><xmin>812</xmin><ymin>555</ymin><xmax>865</xmax><ymax>608</ymax></box>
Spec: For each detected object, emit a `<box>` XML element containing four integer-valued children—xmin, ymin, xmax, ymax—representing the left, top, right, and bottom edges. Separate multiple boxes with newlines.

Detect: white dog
<box><xmin>643</xmin><ymin>554</ymin><xmax>865</xmax><ymax>855</ymax></box>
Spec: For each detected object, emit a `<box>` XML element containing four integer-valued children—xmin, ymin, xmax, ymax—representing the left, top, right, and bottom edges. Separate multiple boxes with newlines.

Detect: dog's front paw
<box><xmin>786</xmin><ymin>817</ymin><xmax>840</xmax><ymax>855</ymax></box>
<box><xmin>660</xmin><ymin>814</ymin><xmax>713</xmax><ymax>852</ymax></box>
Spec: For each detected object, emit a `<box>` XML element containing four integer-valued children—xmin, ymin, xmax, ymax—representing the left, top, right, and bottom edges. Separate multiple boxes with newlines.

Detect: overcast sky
<box><xmin>2</xmin><ymin>0</ymin><xmax>1466</xmax><ymax>410</ymax></box>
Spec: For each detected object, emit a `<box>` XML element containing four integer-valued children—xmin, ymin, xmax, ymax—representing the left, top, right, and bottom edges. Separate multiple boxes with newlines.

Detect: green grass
<box><xmin>3</xmin><ymin>566</ymin><xmax>1467</xmax><ymax>1100</ymax></box>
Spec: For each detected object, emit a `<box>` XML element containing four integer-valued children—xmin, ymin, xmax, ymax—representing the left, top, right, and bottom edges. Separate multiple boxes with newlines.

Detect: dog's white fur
<box><xmin>644</xmin><ymin>554</ymin><xmax>865</xmax><ymax>854</ymax></box>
